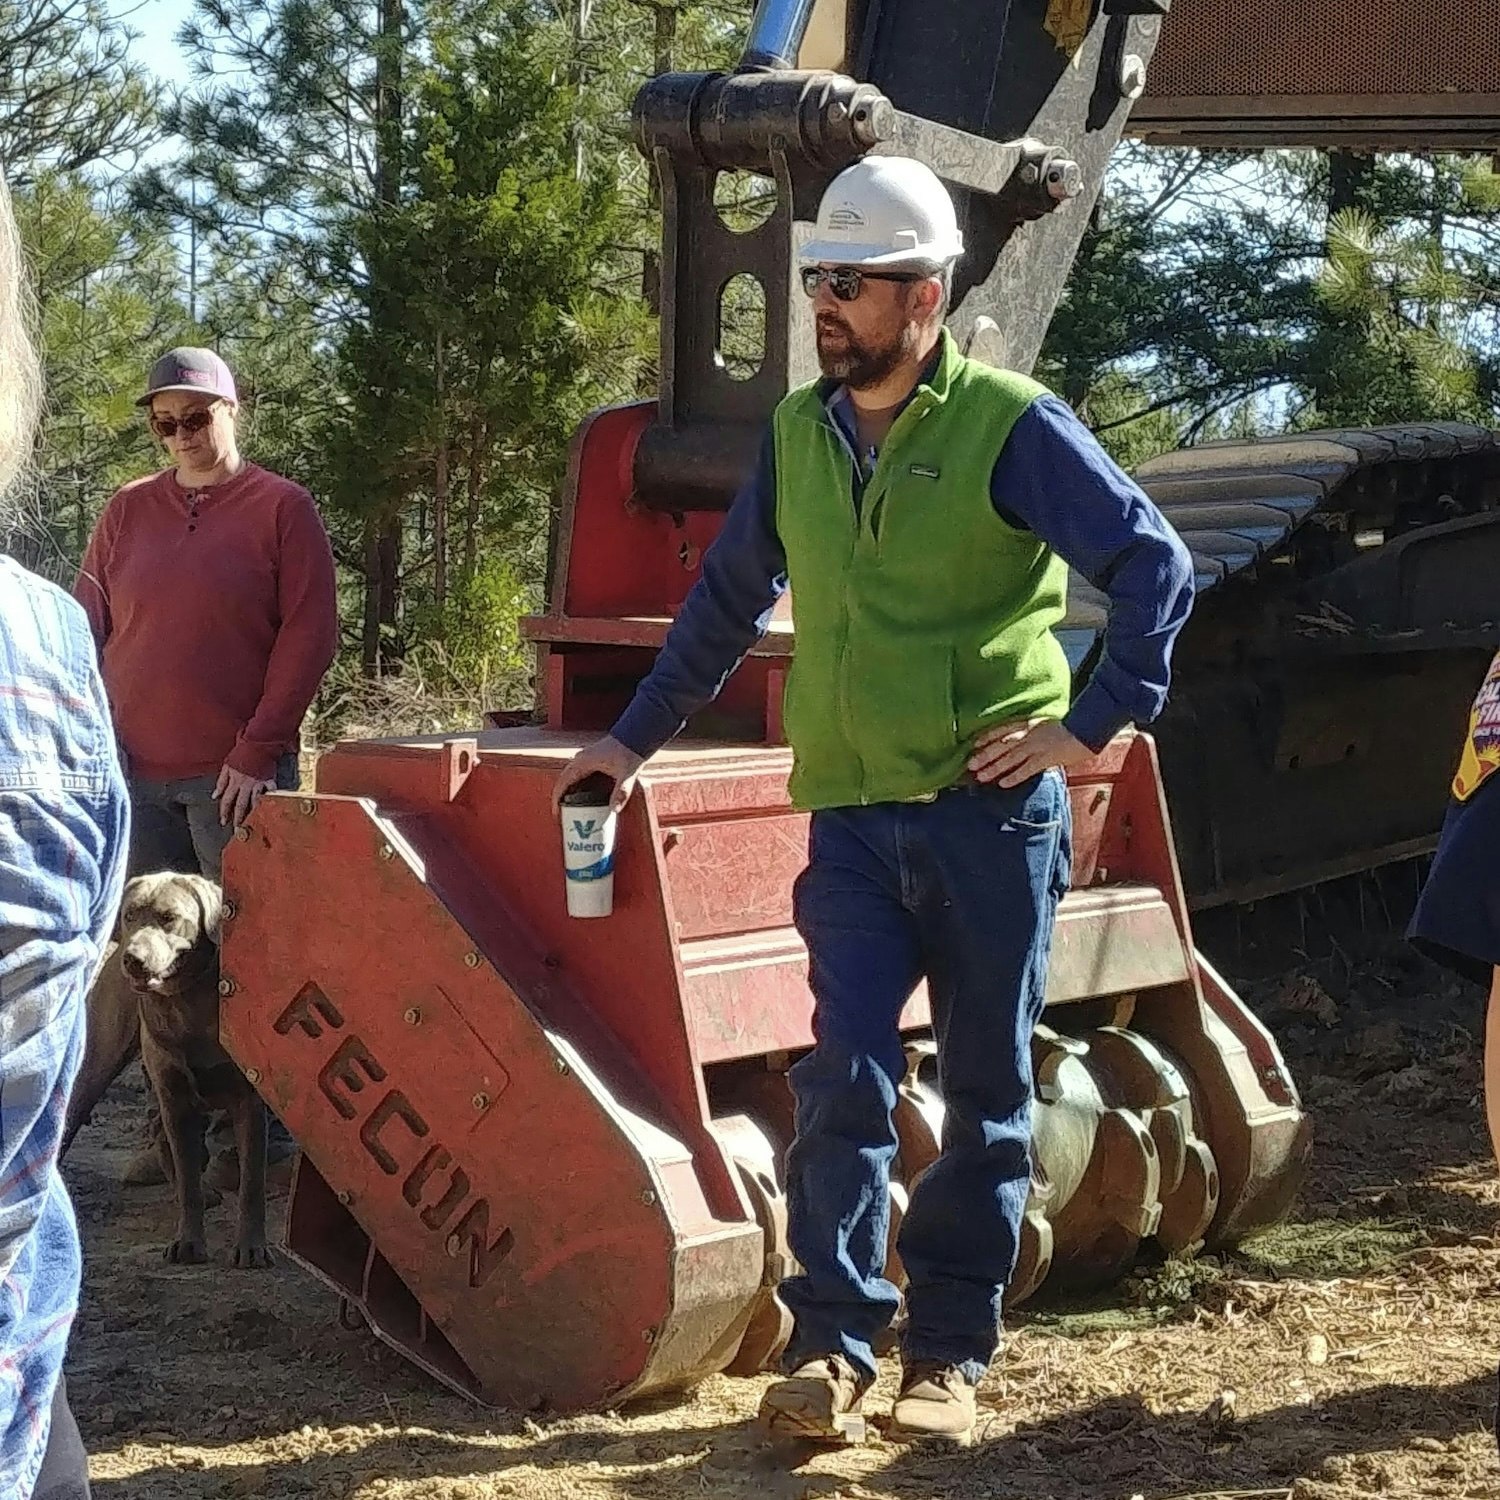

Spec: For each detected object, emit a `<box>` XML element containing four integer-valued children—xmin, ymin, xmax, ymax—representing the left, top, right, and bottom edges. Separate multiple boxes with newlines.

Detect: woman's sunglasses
<box><xmin>801</xmin><ymin>266</ymin><xmax>922</xmax><ymax>302</ymax></box>
<box><xmin>148</xmin><ymin>406</ymin><xmax>219</xmax><ymax>440</ymax></box>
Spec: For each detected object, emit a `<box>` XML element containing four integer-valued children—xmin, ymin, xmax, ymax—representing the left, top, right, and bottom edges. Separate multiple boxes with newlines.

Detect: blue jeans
<box><xmin>780</xmin><ymin>771</ymin><xmax>1071</xmax><ymax>1387</ymax></box>
<box><xmin>127</xmin><ymin>752</ymin><xmax>301</xmax><ymax>881</ymax></box>
<box><xmin>33</xmin><ymin>1378</ymin><xmax>88</xmax><ymax>1500</ymax></box>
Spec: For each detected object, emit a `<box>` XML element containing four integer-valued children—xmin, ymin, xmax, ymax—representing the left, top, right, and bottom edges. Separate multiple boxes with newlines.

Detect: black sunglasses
<box><xmin>148</xmin><ymin>406</ymin><xmax>219</xmax><ymax>439</ymax></box>
<box><xmin>801</xmin><ymin>266</ymin><xmax>923</xmax><ymax>302</ymax></box>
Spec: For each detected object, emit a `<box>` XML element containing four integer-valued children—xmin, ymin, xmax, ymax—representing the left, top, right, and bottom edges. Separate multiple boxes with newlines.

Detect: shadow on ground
<box><xmin>90</xmin><ymin>1370</ymin><xmax>1497</xmax><ymax>1500</ymax></box>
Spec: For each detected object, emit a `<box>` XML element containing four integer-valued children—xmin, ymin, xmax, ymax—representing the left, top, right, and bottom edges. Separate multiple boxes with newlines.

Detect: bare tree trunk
<box><xmin>361</xmin><ymin>518</ymin><xmax>382</xmax><ymax>676</ymax></box>
<box><xmin>433</xmin><ymin>330</ymin><xmax>449</xmax><ymax>609</ymax></box>
<box><xmin>1315</xmin><ymin>152</ymin><xmax>1380</xmax><ymax>421</ymax></box>
<box><xmin>653</xmin><ymin>0</ymin><xmax>674</xmax><ymax>74</ymax></box>
<box><xmin>73</xmin><ymin>470</ymin><xmax>86</xmax><ymax>562</ymax></box>
<box><xmin>570</xmin><ymin>0</ymin><xmax>594</xmax><ymax>180</ymax></box>
<box><xmin>375</xmin><ymin>0</ymin><xmax>403</xmax><ymax>212</ymax></box>
<box><xmin>463</xmin><ymin>416</ymin><xmax>488</xmax><ymax>582</ymax></box>
<box><xmin>378</xmin><ymin>516</ymin><xmax>402</xmax><ymax>665</ymax></box>
<box><xmin>362</xmin><ymin>0</ymin><xmax>405</xmax><ymax>675</ymax></box>
<box><xmin>1060</xmin><ymin>201</ymin><xmax>1105</xmax><ymax>417</ymax></box>
<box><xmin>637</xmin><ymin>1</ymin><xmax>676</xmax><ymax>354</ymax></box>
<box><xmin>361</xmin><ymin>505</ymin><xmax>404</xmax><ymax>677</ymax></box>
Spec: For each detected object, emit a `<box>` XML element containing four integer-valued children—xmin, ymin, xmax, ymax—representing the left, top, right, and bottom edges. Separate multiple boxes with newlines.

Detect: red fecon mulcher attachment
<box><xmin>220</xmin><ymin>402</ymin><xmax>1311</xmax><ymax>1413</ymax></box>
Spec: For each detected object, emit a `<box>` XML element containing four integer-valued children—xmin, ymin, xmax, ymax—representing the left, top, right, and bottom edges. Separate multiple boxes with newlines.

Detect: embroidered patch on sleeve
<box><xmin>1453</xmin><ymin>650</ymin><xmax>1500</xmax><ymax>802</ymax></box>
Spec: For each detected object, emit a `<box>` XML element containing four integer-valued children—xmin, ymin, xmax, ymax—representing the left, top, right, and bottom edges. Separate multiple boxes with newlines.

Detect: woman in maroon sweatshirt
<box><xmin>75</xmin><ymin>346</ymin><xmax>338</xmax><ymax>1184</ymax></box>
<box><xmin>77</xmin><ymin>347</ymin><xmax>338</xmax><ymax>863</ymax></box>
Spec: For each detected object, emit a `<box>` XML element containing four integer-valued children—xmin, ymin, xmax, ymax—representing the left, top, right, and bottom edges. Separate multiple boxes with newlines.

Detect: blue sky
<box><xmin>120</xmin><ymin>0</ymin><xmax>197</xmax><ymax>85</ymax></box>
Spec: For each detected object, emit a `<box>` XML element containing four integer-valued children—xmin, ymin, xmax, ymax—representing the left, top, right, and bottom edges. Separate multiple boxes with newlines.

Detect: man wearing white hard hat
<box><xmin>558</xmin><ymin>157</ymin><xmax>1194</xmax><ymax>1444</ymax></box>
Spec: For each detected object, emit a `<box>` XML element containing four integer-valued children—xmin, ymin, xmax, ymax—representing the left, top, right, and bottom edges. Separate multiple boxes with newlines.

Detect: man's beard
<box><xmin>816</xmin><ymin>315</ymin><xmax>915</xmax><ymax>388</ymax></box>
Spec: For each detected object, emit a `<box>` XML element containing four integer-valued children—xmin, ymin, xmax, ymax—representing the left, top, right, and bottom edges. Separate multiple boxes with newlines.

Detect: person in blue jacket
<box><xmin>0</xmin><ymin>166</ymin><xmax>128</xmax><ymax>1500</ymax></box>
<box><xmin>1410</xmin><ymin>649</ymin><xmax>1500</xmax><ymax>1157</ymax></box>
<box><xmin>1408</xmin><ymin>647</ymin><xmax>1500</xmax><ymax>1453</ymax></box>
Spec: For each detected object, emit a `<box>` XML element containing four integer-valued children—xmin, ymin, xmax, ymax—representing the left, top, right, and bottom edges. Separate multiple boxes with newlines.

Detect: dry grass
<box><xmin>305</xmin><ymin>646</ymin><xmax>531</xmax><ymax>751</ymax></box>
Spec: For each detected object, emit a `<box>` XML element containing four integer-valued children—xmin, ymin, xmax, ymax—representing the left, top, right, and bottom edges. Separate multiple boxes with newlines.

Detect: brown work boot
<box><xmin>757</xmin><ymin>1355</ymin><xmax>867</xmax><ymax>1443</ymax></box>
<box><xmin>121</xmin><ymin>1136</ymin><xmax>226</xmax><ymax>1205</ymax></box>
<box><xmin>204</xmin><ymin>1144</ymin><xmax>298</xmax><ymax>1199</ymax></box>
<box><xmin>120</xmin><ymin>1141</ymin><xmax>167</xmax><ymax>1186</ymax></box>
<box><xmin>888</xmin><ymin>1361</ymin><xmax>978</xmax><ymax>1446</ymax></box>
<box><xmin>120</xmin><ymin>1108</ymin><xmax>168</xmax><ymax>1186</ymax></box>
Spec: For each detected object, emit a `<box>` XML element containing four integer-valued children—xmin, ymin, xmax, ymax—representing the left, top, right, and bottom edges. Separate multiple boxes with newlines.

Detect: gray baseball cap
<box><xmin>137</xmin><ymin>346</ymin><xmax>238</xmax><ymax>407</ymax></box>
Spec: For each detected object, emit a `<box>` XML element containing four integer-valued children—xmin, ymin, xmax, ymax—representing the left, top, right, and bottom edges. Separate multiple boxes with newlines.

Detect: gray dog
<box><xmin>64</xmin><ymin>873</ymin><xmax>272</xmax><ymax>1268</ymax></box>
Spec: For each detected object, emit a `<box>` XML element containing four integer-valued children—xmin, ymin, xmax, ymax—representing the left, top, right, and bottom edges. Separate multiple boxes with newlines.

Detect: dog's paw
<box><xmin>164</xmin><ymin>1237</ymin><xmax>209</xmax><ymax>1265</ymax></box>
<box><xmin>233</xmin><ymin>1240</ymin><xmax>274</xmax><ymax>1270</ymax></box>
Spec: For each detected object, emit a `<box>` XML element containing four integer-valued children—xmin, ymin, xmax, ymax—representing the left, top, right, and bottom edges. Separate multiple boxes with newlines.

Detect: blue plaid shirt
<box><xmin>0</xmin><ymin>556</ymin><xmax>126</xmax><ymax>1498</ymax></box>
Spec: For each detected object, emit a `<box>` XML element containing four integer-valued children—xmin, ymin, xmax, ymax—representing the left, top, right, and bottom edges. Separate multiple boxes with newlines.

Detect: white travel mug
<box><xmin>559</xmin><ymin>773</ymin><xmax>618</xmax><ymax>919</ymax></box>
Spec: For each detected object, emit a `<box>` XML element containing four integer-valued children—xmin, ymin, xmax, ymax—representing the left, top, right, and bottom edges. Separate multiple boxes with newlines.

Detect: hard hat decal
<box><xmin>828</xmin><ymin>204</ymin><xmax>866</xmax><ymax>230</ymax></box>
<box><xmin>1452</xmin><ymin>649</ymin><xmax>1500</xmax><ymax>802</ymax></box>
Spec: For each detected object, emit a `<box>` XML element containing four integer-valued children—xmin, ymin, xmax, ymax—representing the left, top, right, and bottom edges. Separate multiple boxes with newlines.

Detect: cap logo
<box><xmin>827</xmin><ymin>203</ymin><xmax>865</xmax><ymax>231</ymax></box>
<box><xmin>178</xmin><ymin>367</ymin><xmax>211</xmax><ymax>384</ymax></box>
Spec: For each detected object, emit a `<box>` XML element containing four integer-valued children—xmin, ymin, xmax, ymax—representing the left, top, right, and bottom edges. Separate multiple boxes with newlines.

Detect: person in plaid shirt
<box><xmin>0</xmin><ymin>170</ymin><xmax>128</xmax><ymax>1498</ymax></box>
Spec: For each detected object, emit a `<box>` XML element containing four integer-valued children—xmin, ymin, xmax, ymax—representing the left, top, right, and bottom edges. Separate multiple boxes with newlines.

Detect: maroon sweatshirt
<box><xmin>75</xmin><ymin>463</ymin><xmax>339</xmax><ymax>783</ymax></box>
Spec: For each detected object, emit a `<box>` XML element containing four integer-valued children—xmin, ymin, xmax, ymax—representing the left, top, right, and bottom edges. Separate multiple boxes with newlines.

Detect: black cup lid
<box><xmin>560</xmin><ymin>771</ymin><xmax>615</xmax><ymax>806</ymax></box>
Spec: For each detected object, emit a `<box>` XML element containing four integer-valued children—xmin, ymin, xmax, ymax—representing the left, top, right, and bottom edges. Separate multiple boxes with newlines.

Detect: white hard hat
<box><xmin>800</xmin><ymin>156</ymin><xmax>964</xmax><ymax>269</ymax></box>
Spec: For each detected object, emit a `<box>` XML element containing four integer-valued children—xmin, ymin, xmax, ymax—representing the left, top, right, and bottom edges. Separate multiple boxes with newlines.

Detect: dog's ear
<box><xmin>112</xmin><ymin>874</ymin><xmax>149</xmax><ymax>942</ymax></box>
<box><xmin>187</xmin><ymin>876</ymin><xmax>224</xmax><ymax>948</ymax></box>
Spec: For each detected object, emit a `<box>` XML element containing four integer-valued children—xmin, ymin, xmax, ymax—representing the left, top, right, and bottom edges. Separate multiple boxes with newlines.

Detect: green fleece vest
<box><xmin>774</xmin><ymin>329</ymin><xmax>1071</xmax><ymax>810</ymax></box>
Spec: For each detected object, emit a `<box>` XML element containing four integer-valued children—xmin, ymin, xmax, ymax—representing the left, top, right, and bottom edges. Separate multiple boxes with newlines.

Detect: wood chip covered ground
<box><xmin>69</xmin><ymin>942</ymin><xmax>1500</xmax><ymax>1499</ymax></box>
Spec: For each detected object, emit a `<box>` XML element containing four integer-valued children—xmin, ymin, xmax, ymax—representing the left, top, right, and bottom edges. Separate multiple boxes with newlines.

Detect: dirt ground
<box><xmin>66</xmin><ymin>938</ymin><xmax>1500</xmax><ymax>1500</ymax></box>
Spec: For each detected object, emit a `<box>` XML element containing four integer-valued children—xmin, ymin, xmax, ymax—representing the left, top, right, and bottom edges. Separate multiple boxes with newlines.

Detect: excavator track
<box><xmin>1060</xmin><ymin>423</ymin><xmax>1500</xmax><ymax>911</ymax></box>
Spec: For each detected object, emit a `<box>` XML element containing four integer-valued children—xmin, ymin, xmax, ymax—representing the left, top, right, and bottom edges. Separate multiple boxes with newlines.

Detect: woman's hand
<box><xmin>214</xmin><ymin>764</ymin><xmax>277</xmax><ymax>828</ymax></box>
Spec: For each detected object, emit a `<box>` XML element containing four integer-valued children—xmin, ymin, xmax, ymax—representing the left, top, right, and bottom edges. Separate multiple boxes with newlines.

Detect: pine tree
<box><xmin>0</xmin><ymin>0</ymin><xmax>156</xmax><ymax>180</ymax></box>
<box><xmin>329</xmin><ymin>0</ymin><xmax>653</xmax><ymax>691</ymax></box>
<box><xmin>1040</xmin><ymin>145</ymin><xmax>1500</xmax><ymax>461</ymax></box>
<box><xmin>7</xmin><ymin>175</ymin><xmax>187</xmax><ymax>578</ymax></box>
<box><xmin>140</xmin><ymin>0</ymin><xmax>406</xmax><ymax>670</ymax></box>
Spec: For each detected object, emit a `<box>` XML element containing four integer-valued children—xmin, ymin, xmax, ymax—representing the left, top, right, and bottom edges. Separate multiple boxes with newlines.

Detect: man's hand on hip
<box><xmin>552</xmin><ymin>736</ymin><xmax>645</xmax><ymax>814</ymax></box>
<box><xmin>215</xmin><ymin>764</ymin><xmax>277</xmax><ymax>828</ymax></box>
<box><xmin>968</xmin><ymin>718</ymin><xmax>1092</xmax><ymax>788</ymax></box>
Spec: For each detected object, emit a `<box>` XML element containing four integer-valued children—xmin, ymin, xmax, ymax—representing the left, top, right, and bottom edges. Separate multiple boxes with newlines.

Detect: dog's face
<box><xmin>118</xmin><ymin>873</ymin><xmax>222</xmax><ymax>994</ymax></box>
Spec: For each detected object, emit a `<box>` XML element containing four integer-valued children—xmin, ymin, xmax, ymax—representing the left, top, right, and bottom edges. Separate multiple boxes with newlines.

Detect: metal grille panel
<box><xmin>1144</xmin><ymin>0</ymin><xmax>1500</xmax><ymax>105</ymax></box>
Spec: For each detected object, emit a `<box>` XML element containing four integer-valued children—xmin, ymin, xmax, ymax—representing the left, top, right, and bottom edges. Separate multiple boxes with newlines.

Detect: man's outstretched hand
<box><xmin>552</xmin><ymin>735</ymin><xmax>645</xmax><ymax>814</ymax></box>
<box><xmin>967</xmin><ymin>718</ymin><xmax>1093</xmax><ymax>788</ymax></box>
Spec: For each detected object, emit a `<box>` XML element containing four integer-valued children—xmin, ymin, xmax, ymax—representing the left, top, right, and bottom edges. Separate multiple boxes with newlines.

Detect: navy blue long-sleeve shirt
<box><xmin>611</xmin><ymin>389</ymin><xmax>1195</xmax><ymax>759</ymax></box>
